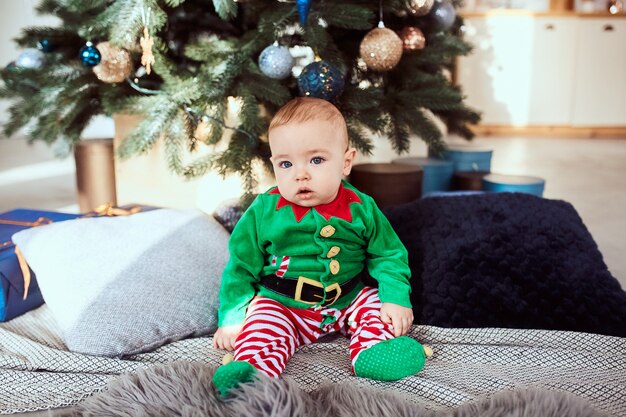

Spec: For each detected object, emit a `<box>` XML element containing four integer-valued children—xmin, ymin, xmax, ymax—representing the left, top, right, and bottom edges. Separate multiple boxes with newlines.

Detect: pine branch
<box><xmin>162</xmin><ymin>0</ymin><xmax>186</xmax><ymax>6</ymax></box>
<box><xmin>214</xmin><ymin>131</ymin><xmax>256</xmax><ymax>177</ymax></box>
<box><xmin>239</xmin><ymin>70</ymin><xmax>291</xmax><ymax>107</ymax></box>
<box><xmin>164</xmin><ymin>113</ymin><xmax>186</xmax><ymax>175</ymax></box>
<box><xmin>164</xmin><ymin>76</ymin><xmax>203</xmax><ymax>105</ymax></box>
<box><xmin>184</xmin><ymin>35</ymin><xmax>237</xmax><ymax>62</ymax></box>
<box><xmin>256</xmin><ymin>4</ymin><xmax>296</xmax><ymax>44</ymax></box>
<box><xmin>204</xmin><ymin>101</ymin><xmax>227</xmax><ymax>145</ymax></box>
<box><xmin>345</xmin><ymin>120</ymin><xmax>374</xmax><ymax>155</ymax></box>
<box><xmin>213</xmin><ymin>0</ymin><xmax>237</xmax><ymax>21</ymax></box>
<box><xmin>116</xmin><ymin>95</ymin><xmax>179</xmax><ymax>158</ymax></box>
<box><xmin>303</xmin><ymin>23</ymin><xmax>345</xmax><ymax>71</ymax></box>
<box><xmin>397</xmin><ymin>87</ymin><xmax>466</xmax><ymax>112</ymax></box>
<box><xmin>178</xmin><ymin>152</ymin><xmax>220</xmax><ymax>178</ymax></box>
<box><xmin>317</xmin><ymin>3</ymin><xmax>374</xmax><ymax>30</ymax></box>
<box><xmin>392</xmin><ymin>122</ymin><xmax>412</xmax><ymax>154</ymax></box>
<box><xmin>341</xmin><ymin>85</ymin><xmax>383</xmax><ymax>111</ymax></box>
<box><xmin>86</xmin><ymin>0</ymin><xmax>167</xmax><ymax>48</ymax></box>
<box><xmin>407</xmin><ymin>109</ymin><xmax>445</xmax><ymax>150</ymax></box>
<box><xmin>234</xmin><ymin>89</ymin><xmax>265</xmax><ymax>137</ymax></box>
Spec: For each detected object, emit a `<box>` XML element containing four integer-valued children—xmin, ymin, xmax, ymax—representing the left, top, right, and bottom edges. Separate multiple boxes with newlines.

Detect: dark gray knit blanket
<box><xmin>382</xmin><ymin>193</ymin><xmax>626</xmax><ymax>337</ymax></box>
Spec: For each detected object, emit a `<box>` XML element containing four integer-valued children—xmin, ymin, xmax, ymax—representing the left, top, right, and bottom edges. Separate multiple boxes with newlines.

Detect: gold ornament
<box><xmin>359</xmin><ymin>25</ymin><xmax>403</xmax><ymax>72</ymax></box>
<box><xmin>140</xmin><ymin>27</ymin><xmax>155</xmax><ymax>75</ymax></box>
<box><xmin>399</xmin><ymin>27</ymin><xmax>426</xmax><ymax>52</ymax></box>
<box><xmin>92</xmin><ymin>42</ymin><xmax>133</xmax><ymax>84</ymax></box>
<box><xmin>407</xmin><ymin>0</ymin><xmax>435</xmax><ymax>16</ymax></box>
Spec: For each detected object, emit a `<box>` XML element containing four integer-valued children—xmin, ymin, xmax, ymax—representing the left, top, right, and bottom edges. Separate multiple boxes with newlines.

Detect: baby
<box><xmin>212</xmin><ymin>97</ymin><xmax>428</xmax><ymax>397</ymax></box>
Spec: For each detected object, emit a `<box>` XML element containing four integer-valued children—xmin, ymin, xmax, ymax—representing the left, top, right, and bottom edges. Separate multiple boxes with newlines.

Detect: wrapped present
<box><xmin>482</xmin><ymin>174</ymin><xmax>545</xmax><ymax>197</ymax></box>
<box><xmin>430</xmin><ymin>144</ymin><xmax>493</xmax><ymax>172</ymax></box>
<box><xmin>393</xmin><ymin>157</ymin><xmax>455</xmax><ymax>194</ymax></box>
<box><xmin>0</xmin><ymin>204</ymin><xmax>156</xmax><ymax>322</ymax></box>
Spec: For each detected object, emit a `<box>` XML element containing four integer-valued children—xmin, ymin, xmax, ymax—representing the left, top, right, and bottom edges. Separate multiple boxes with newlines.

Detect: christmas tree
<box><xmin>0</xmin><ymin>0</ymin><xmax>480</xmax><ymax>196</ymax></box>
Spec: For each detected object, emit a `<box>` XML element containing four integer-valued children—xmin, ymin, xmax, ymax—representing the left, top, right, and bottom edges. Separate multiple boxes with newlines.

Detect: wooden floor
<box><xmin>1</xmin><ymin>135</ymin><xmax>625</xmax><ymax>289</ymax></box>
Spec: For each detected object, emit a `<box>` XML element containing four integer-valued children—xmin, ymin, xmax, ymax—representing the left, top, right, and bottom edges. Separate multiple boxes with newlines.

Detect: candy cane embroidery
<box><xmin>271</xmin><ymin>255</ymin><xmax>290</xmax><ymax>277</ymax></box>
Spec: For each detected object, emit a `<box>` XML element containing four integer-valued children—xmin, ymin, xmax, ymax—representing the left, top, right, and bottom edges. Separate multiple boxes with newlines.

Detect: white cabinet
<box><xmin>527</xmin><ymin>17</ymin><xmax>577</xmax><ymax>125</ymax></box>
<box><xmin>571</xmin><ymin>19</ymin><xmax>626</xmax><ymax>126</ymax></box>
<box><xmin>457</xmin><ymin>15</ymin><xmax>626</xmax><ymax>127</ymax></box>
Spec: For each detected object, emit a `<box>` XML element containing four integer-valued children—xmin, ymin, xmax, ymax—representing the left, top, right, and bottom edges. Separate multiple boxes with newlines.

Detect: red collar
<box><xmin>269</xmin><ymin>183</ymin><xmax>362</xmax><ymax>223</ymax></box>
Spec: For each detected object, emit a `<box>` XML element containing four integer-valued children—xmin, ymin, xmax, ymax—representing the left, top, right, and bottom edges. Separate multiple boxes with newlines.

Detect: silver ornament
<box><xmin>15</xmin><ymin>48</ymin><xmax>46</xmax><ymax>69</ymax></box>
<box><xmin>258</xmin><ymin>43</ymin><xmax>294</xmax><ymax>80</ymax></box>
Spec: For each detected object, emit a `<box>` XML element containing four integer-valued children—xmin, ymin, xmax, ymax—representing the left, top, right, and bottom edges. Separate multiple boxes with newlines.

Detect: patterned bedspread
<box><xmin>1</xmin><ymin>305</ymin><xmax>625</xmax><ymax>415</ymax></box>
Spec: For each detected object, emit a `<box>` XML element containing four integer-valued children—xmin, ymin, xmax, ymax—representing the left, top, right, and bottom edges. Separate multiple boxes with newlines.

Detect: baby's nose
<box><xmin>295</xmin><ymin>167</ymin><xmax>310</xmax><ymax>180</ymax></box>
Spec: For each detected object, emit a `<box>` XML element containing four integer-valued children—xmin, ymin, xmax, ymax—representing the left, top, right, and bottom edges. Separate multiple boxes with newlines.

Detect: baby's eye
<box><xmin>279</xmin><ymin>161</ymin><xmax>292</xmax><ymax>169</ymax></box>
<box><xmin>311</xmin><ymin>156</ymin><xmax>325</xmax><ymax>165</ymax></box>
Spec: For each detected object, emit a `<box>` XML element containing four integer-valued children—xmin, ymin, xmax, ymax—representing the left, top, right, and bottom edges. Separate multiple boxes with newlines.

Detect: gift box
<box><xmin>0</xmin><ymin>209</ymin><xmax>83</xmax><ymax>322</ymax></box>
<box><xmin>431</xmin><ymin>144</ymin><xmax>493</xmax><ymax>172</ymax></box>
<box><xmin>1</xmin><ymin>204</ymin><xmax>156</xmax><ymax>322</ymax></box>
<box><xmin>482</xmin><ymin>174</ymin><xmax>546</xmax><ymax>197</ymax></box>
<box><xmin>349</xmin><ymin>163</ymin><xmax>423</xmax><ymax>208</ymax></box>
<box><xmin>392</xmin><ymin>157</ymin><xmax>455</xmax><ymax>194</ymax></box>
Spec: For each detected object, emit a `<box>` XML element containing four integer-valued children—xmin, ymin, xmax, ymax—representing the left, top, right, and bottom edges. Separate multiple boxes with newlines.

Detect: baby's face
<box><xmin>269</xmin><ymin>121</ymin><xmax>356</xmax><ymax>207</ymax></box>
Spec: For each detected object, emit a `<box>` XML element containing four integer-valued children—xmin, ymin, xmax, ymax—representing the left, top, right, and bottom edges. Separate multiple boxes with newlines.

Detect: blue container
<box><xmin>482</xmin><ymin>174</ymin><xmax>545</xmax><ymax>197</ymax></box>
<box><xmin>434</xmin><ymin>144</ymin><xmax>493</xmax><ymax>172</ymax></box>
<box><xmin>392</xmin><ymin>157</ymin><xmax>455</xmax><ymax>194</ymax></box>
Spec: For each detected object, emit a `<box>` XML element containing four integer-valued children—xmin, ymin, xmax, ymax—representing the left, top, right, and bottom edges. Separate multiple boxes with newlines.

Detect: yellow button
<box><xmin>329</xmin><ymin>259</ymin><xmax>340</xmax><ymax>275</ymax></box>
<box><xmin>326</xmin><ymin>246</ymin><xmax>341</xmax><ymax>258</ymax></box>
<box><xmin>320</xmin><ymin>225</ymin><xmax>336</xmax><ymax>238</ymax></box>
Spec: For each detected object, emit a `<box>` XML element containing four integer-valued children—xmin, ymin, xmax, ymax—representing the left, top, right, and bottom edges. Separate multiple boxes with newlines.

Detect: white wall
<box><xmin>0</xmin><ymin>0</ymin><xmax>113</xmax><ymax>137</ymax></box>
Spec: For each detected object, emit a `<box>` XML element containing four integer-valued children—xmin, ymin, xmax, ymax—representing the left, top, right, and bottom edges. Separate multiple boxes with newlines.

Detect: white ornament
<box><xmin>258</xmin><ymin>43</ymin><xmax>294</xmax><ymax>80</ymax></box>
<box><xmin>16</xmin><ymin>48</ymin><xmax>46</xmax><ymax>69</ymax></box>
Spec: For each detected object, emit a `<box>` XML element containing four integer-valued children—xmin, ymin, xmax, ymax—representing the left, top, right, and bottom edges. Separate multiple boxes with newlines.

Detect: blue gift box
<box><xmin>482</xmin><ymin>174</ymin><xmax>546</xmax><ymax>197</ymax></box>
<box><xmin>392</xmin><ymin>157</ymin><xmax>455</xmax><ymax>194</ymax></box>
<box><xmin>432</xmin><ymin>144</ymin><xmax>493</xmax><ymax>172</ymax></box>
<box><xmin>1</xmin><ymin>209</ymin><xmax>83</xmax><ymax>321</ymax></box>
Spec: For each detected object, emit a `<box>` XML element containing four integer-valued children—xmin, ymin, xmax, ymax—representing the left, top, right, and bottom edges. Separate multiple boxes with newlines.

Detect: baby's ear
<box><xmin>343</xmin><ymin>148</ymin><xmax>357</xmax><ymax>176</ymax></box>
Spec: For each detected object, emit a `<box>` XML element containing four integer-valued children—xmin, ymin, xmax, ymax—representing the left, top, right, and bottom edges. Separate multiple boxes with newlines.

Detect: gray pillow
<box><xmin>12</xmin><ymin>209</ymin><xmax>230</xmax><ymax>358</ymax></box>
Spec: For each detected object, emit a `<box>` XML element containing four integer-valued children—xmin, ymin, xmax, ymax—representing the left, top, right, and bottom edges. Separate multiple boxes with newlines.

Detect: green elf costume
<box><xmin>213</xmin><ymin>181</ymin><xmax>428</xmax><ymax>397</ymax></box>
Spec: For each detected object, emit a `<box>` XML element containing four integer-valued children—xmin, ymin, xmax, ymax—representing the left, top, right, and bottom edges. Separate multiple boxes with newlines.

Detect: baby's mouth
<box><xmin>296</xmin><ymin>187</ymin><xmax>313</xmax><ymax>199</ymax></box>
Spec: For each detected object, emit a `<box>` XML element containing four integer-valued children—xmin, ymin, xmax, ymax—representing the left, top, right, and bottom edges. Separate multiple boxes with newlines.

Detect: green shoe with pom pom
<box><xmin>354</xmin><ymin>336</ymin><xmax>428</xmax><ymax>381</ymax></box>
<box><xmin>212</xmin><ymin>360</ymin><xmax>258</xmax><ymax>398</ymax></box>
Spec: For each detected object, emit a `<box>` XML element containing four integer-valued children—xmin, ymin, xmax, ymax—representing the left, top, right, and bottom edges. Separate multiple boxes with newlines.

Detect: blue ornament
<box><xmin>296</xmin><ymin>0</ymin><xmax>312</xmax><ymax>26</ymax></box>
<box><xmin>429</xmin><ymin>1</ymin><xmax>457</xmax><ymax>31</ymax></box>
<box><xmin>259</xmin><ymin>43</ymin><xmax>294</xmax><ymax>80</ymax></box>
<box><xmin>297</xmin><ymin>60</ymin><xmax>344</xmax><ymax>102</ymax></box>
<box><xmin>37</xmin><ymin>38</ymin><xmax>53</xmax><ymax>52</ymax></box>
<box><xmin>79</xmin><ymin>42</ymin><xmax>101</xmax><ymax>67</ymax></box>
<box><xmin>15</xmin><ymin>48</ymin><xmax>46</xmax><ymax>69</ymax></box>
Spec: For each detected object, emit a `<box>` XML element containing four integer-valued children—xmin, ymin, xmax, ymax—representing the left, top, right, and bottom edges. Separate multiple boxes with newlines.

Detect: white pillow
<box><xmin>12</xmin><ymin>209</ymin><xmax>230</xmax><ymax>357</ymax></box>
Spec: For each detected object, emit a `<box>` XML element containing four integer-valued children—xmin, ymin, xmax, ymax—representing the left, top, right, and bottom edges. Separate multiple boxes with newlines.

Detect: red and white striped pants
<box><xmin>233</xmin><ymin>286</ymin><xmax>395</xmax><ymax>378</ymax></box>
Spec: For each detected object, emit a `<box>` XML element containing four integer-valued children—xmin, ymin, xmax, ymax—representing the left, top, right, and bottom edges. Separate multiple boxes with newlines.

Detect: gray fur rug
<box><xmin>52</xmin><ymin>361</ymin><xmax>606</xmax><ymax>417</ymax></box>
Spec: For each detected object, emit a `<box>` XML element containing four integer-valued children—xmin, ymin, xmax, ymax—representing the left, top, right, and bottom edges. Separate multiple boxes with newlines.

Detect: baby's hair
<box><xmin>269</xmin><ymin>97</ymin><xmax>349</xmax><ymax>146</ymax></box>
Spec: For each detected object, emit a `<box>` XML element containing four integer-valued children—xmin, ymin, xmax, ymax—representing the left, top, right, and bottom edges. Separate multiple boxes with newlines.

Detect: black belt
<box><xmin>260</xmin><ymin>274</ymin><xmax>361</xmax><ymax>307</ymax></box>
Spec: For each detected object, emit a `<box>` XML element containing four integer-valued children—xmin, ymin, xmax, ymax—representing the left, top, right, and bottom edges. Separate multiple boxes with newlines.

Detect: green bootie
<box><xmin>212</xmin><ymin>361</ymin><xmax>258</xmax><ymax>398</ymax></box>
<box><xmin>354</xmin><ymin>336</ymin><xmax>427</xmax><ymax>381</ymax></box>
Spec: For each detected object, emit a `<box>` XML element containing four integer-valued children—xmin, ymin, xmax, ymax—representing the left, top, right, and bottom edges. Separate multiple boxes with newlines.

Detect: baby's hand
<box><xmin>212</xmin><ymin>324</ymin><xmax>244</xmax><ymax>351</ymax></box>
<box><xmin>380</xmin><ymin>303</ymin><xmax>414</xmax><ymax>337</ymax></box>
